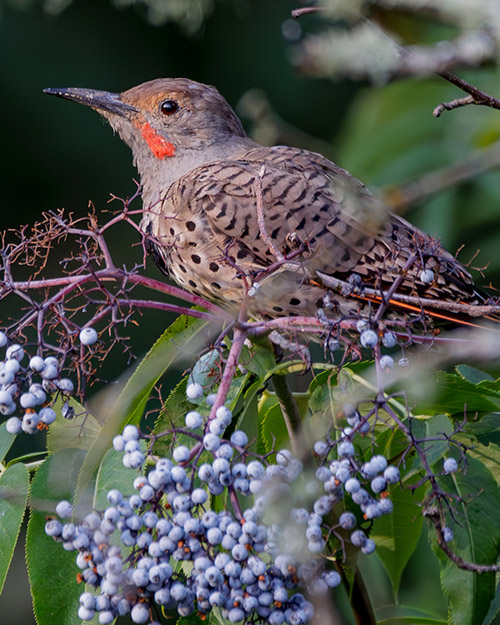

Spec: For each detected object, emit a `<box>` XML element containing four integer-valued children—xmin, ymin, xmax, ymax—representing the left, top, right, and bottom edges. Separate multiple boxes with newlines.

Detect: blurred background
<box><xmin>2</xmin><ymin>0</ymin><xmax>500</xmax><ymax>623</ymax></box>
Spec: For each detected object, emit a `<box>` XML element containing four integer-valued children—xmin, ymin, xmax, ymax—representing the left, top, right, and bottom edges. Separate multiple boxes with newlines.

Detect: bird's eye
<box><xmin>160</xmin><ymin>100</ymin><xmax>179</xmax><ymax>116</ymax></box>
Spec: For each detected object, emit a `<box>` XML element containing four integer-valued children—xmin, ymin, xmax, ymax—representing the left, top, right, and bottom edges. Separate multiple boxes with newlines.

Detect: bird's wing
<box><xmin>150</xmin><ymin>145</ymin><xmax>481</xmax><ymax>318</ymax></box>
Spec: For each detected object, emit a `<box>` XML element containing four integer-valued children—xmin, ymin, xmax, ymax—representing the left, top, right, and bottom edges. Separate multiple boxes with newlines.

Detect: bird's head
<box><xmin>44</xmin><ymin>78</ymin><xmax>247</xmax><ymax>166</ymax></box>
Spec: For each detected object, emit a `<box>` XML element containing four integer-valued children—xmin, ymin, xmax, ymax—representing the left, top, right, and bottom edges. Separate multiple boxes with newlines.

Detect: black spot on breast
<box><xmin>289</xmin><ymin>297</ymin><xmax>301</xmax><ymax>306</ymax></box>
<box><xmin>186</xmin><ymin>221</ymin><xmax>196</xmax><ymax>231</ymax></box>
<box><xmin>188</xmin><ymin>279</ymin><xmax>197</xmax><ymax>288</ymax></box>
<box><xmin>170</xmin><ymin>228</ymin><xmax>176</xmax><ymax>235</ymax></box>
<box><xmin>273</xmin><ymin>306</ymin><xmax>284</xmax><ymax>313</ymax></box>
<box><xmin>237</xmin><ymin>249</ymin><xmax>248</xmax><ymax>259</ymax></box>
<box><xmin>211</xmin><ymin>282</ymin><xmax>221</xmax><ymax>290</ymax></box>
<box><xmin>312</xmin><ymin>214</ymin><xmax>321</xmax><ymax>222</ymax></box>
<box><xmin>315</xmin><ymin>298</ymin><xmax>323</xmax><ymax>308</ymax></box>
<box><xmin>179</xmin><ymin>264</ymin><xmax>187</xmax><ymax>273</ymax></box>
<box><xmin>191</xmin><ymin>254</ymin><xmax>201</xmax><ymax>264</ymax></box>
<box><xmin>209</xmin><ymin>262</ymin><xmax>219</xmax><ymax>272</ymax></box>
<box><xmin>226</xmin><ymin>215</ymin><xmax>237</xmax><ymax>231</ymax></box>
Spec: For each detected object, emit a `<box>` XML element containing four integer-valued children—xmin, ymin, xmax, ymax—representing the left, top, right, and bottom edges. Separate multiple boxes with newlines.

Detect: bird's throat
<box><xmin>139</xmin><ymin>122</ymin><xmax>176</xmax><ymax>158</ymax></box>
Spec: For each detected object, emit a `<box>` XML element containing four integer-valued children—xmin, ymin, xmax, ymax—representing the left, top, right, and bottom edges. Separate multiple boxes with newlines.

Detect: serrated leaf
<box><xmin>27</xmin><ymin>449</ymin><xmax>87</xmax><ymax>625</ymax></box>
<box><xmin>0</xmin><ymin>422</ymin><xmax>15</xmax><ymax>464</ymax></box>
<box><xmin>75</xmin><ymin>316</ymin><xmax>217</xmax><ymax>503</ymax></box>
<box><xmin>481</xmin><ymin>579</ymin><xmax>500</xmax><ymax>625</ymax></box>
<box><xmin>0</xmin><ymin>463</ymin><xmax>29</xmax><ymax>594</ymax></box>
<box><xmin>416</xmin><ymin>372</ymin><xmax>500</xmax><ymax>417</ymax></box>
<box><xmin>433</xmin><ymin>456</ymin><xmax>500</xmax><ymax>625</ymax></box>
<box><xmin>259</xmin><ymin>402</ymin><xmax>289</xmax><ymax>453</ymax></box>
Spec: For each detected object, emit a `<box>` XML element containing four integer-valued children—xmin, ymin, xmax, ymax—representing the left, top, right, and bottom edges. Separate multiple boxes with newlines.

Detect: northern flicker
<box><xmin>44</xmin><ymin>78</ymin><xmax>490</xmax><ymax>327</ymax></box>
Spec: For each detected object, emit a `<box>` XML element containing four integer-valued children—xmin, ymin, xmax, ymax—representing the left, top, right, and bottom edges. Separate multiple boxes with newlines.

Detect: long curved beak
<box><xmin>43</xmin><ymin>87</ymin><xmax>138</xmax><ymax>117</ymax></box>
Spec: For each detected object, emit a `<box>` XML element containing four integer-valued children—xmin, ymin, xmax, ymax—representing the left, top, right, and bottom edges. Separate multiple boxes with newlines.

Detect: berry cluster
<box><xmin>0</xmin><ymin>329</ymin><xmax>97</xmax><ymax>435</ymax></box>
<box><xmin>44</xmin><ymin>383</ymin><xmax>413</xmax><ymax>625</ymax></box>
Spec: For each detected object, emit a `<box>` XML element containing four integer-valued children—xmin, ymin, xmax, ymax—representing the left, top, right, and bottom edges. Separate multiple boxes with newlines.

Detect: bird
<box><xmin>43</xmin><ymin>78</ymin><xmax>495</xmax><ymax>332</ymax></box>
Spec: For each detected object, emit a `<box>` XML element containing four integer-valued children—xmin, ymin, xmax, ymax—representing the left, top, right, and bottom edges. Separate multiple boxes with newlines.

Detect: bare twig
<box><xmin>316</xmin><ymin>271</ymin><xmax>500</xmax><ymax>318</ymax></box>
<box><xmin>291</xmin><ymin>7</ymin><xmax>324</xmax><ymax>18</ymax></box>
<box><xmin>208</xmin><ymin>327</ymin><xmax>247</xmax><ymax>420</ymax></box>
<box><xmin>436</xmin><ymin>72</ymin><xmax>500</xmax><ymax>117</ymax></box>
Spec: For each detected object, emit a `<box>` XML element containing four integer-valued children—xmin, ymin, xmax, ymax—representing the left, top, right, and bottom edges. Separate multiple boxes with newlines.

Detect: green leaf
<box><xmin>94</xmin><ymin>446</ymin><xmax>138</xmax><ymax>510</ymax></box>
<box><xmin>27</xmin><ymin>449</ymin><xmax>87</xmax><ymax>625</ymax></box>
<box><xmin>416</xmin><ymin>371</ymin><xmax>500</xmax><ymax>417</ymax></box>
<box><xmin>47</xmin><ymin>395</ymin><xmax>101</xmax><ymax>453</ymax></box>
<box><xmin>372</xmin><ymin>478</ymin><xmax>426</xmax><ymax>599</ymax></box>
<box><xmin>0</xmin><ymin>422</ymin><xmax>15</xmax><ymax>463</ymax></box>
<box><xmin>239</xmin><ymin>342</ymin><xmax>277</xmax><ymax>378</ymax></box>
<box><xmin>234</xmin><ymin>378</ymin><xmax>261</xmax><ymax>451</ymax></box>
<box><xmin>481</xmin><ymin>579</ymin><xmax>500</xmax><ymax>625</ymax></box>
<box><xmin>259</xmin><ymin>401</ymin><xmax>289</xmax><ymax>453</ymax></box>
<box><xmin>433</xmin><ymin>456</ymin><xmax>500</xmax><ymax>625</ymax></box>
<box><xmin>455</xmin><ymin>365</ymin><xmax>494</xmax><ymax>384</ymax></box>
<box><xmin>187</xmin><ymin>348</ymin><xmax>220</xmax><ymax>405</ymax></box>
<box><xmin>152</xmin><ymin>376</ymin><xmax>194</xmax><ymax>456</ymax></box>
<box><xmin>415</xmin><ymin>415</ymin><xmax>454</xmax><ymax>470</ymax></box>
<box><xmin>378</xmin><ymin>618</ymin><xmax>447</xmax><ymax>624</ymax></box>
<box><xmin>76</xmin><ymin>315</ymin><xmax>217</xmax><ymax>502</ymax></box>
<box><xmin>464</xmin><ymin>414</ymin><xmax>500</xmax><ymax>447</ymax></box>
<box><xmin>0</xmin><ymin>463</ymin><xmax>29</xmax><ymax>594</ymax></box>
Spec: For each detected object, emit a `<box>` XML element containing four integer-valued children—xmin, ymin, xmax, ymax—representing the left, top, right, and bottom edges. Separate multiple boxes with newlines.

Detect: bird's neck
<box><xmin>136</xmin><ymin>135</ymin><xmax>257</xmax><ymax>209</ymax></box>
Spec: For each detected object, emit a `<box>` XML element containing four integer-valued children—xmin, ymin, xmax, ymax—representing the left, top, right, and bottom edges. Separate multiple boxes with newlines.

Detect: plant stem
<box><xmin>271</xmin><ymin>373</ymin><xmax>302</xmax><ymax>454</ymax></box>
<box><xmin>351</xmin><ymin>568</ymin><xmax>377</xmax><ymax>625</ymax></box>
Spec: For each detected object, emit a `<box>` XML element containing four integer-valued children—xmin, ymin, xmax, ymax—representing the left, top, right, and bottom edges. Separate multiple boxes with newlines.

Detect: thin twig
<box><xmin>291</xmin><ymin>7</ymin><xmax>324</xmax><ymax>18</ymax></box>
<box><xmin>433</xmin><ymin>95</ymin><xmax>476</xmax><ymax>118</ymax></box>
<box><xmin>208</xmin><ymin>327</ymin><xmax>248</xmax><ymax>420</ymax></box>
<box><xmin>436</xmin><ymin>72</ymin><xmax>500</xmax><ymax>117</ymax></box>
<box><xmin>316</xmin><ymin>271</ymin><xmax>500</xmax><ymax>318</ymax></box>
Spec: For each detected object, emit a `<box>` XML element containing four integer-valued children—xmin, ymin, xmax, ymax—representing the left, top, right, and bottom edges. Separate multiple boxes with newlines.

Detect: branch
<box><xmin>435</xmin><ymin>72</ymin><xmax>500</xmax><ymax>117</ymax></box>
<box><xmin>316</xmin><ymin>271</ymin><xmax>500</xmax><ymax>318</ymax></box>
<box><xmin>208</xmin><ymin>327</ymin><xmax>247</xmax><ymax>420</ymax></box>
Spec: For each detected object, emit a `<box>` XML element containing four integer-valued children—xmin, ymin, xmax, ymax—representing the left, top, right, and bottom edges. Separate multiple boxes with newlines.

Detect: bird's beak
<box><xmin>43</xmin><ymin>87</ymin><xmax>138</xmax><ymax>117</ymax></box>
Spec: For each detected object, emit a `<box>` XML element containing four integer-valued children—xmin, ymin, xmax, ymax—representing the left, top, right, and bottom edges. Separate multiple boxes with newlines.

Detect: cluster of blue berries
<box><xmin>354</xmin><ymin>323</ymin><xmax>410</xmax><ymax>370</ymax></box>
<box><xmin>44</xmin><ymin>383</ymin><xmax>358</xmax><ymax>625</ymax></box>
<box><xmin>45</xmin><ymin>381</ymin><xmax>424</xmax><ymax>625</ymax></box>
<box><xmin>0</xmin><ymin>328</ymin><xmax>97</xmax><ymax>435</ymax></box>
